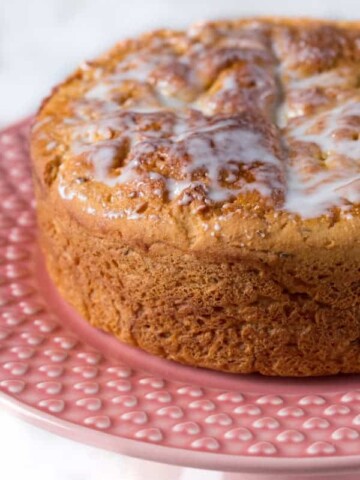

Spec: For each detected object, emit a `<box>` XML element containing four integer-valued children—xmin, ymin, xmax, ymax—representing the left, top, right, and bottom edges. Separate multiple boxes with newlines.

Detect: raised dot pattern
<box><xmin>1</xmin><ymin>121</ymin><xmax>360</xmax><ymax>459</ymax></box>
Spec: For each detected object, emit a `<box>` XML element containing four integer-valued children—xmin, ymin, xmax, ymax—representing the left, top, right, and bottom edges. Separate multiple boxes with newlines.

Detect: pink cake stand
<box><xmin>1</xmin><ymin>119</ymin><xmax>360</xmax><ymax>478</ymax></box>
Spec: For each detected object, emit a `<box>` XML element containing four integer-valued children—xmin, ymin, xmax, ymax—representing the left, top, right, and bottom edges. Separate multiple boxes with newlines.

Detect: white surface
<box><xmin>0</xmin><ymin>1</ymin><xmax>359</xmax><ymax>478</ymax></box>
<box><xmin>0</xmin><ymin>0</ymin><xmax>359</xmax><ymax>127</ymax></box>
<box><xmin>0</xmin><ymin>408</ymin><xmax>222</xmax><ymax>480</ymax></box>
<box><xmin>0</xmin><ymin>413</ymin><xmax>358</xmax><ymax>480</ymax></box>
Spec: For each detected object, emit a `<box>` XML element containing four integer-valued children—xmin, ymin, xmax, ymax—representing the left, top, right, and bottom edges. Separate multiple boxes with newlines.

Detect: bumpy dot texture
<box><xmin>2</xmin><ymin>121</ymin><xmax>360</xmax><ymax>471</ymax></box>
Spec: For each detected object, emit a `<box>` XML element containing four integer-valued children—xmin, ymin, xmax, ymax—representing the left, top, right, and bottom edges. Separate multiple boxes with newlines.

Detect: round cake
<box><xmin>31</xmin><ymin>18</ymin><xmax>360</xmax><ymax>376</ymax></box>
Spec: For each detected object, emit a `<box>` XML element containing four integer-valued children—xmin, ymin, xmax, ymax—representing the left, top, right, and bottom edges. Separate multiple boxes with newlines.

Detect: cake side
<box><xmin>31</xmin><ymin>17</ymin><xmax>360</xmax><ymax>375</ymax></box>
<box><xmin>34</xmin><ymin>184</ymin><xmax>360</xmax><ymax>375</ymax></box>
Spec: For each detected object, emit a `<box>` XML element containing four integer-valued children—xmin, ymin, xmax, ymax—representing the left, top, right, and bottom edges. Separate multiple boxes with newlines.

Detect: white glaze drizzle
<box><xmin>84</xmin><ymin>52</ymin><xmax>192</xmax><ymax>112</ymax></box>
<box><xmin>284</xmin><ymin>100</ymin><xmax>360</xmax><ymax>217</ymax></box>
<box><xmin>72</xmin><ymin>115</ymin><xmax>282</xmax><ymax>203</ymax></box>
<box><xmin>54</xmin><ymin>23</ymin><xmax>360</xmax><ymax>219</ymax></box>
<box><xmin>287</xmin><ymin>101</ymin><xmax>360</xmax><ymax>159</ymax></box>
<box><xmin>289</xmin><ymin>68</ymin><xmax>353</xmax><ymax>90</ymax></box>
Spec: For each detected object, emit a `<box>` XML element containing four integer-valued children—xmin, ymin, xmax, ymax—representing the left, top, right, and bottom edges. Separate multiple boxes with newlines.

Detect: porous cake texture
<box><xmin>31</xmin><ymin>18</ymin><xmax>360</xmax><ymax>375</ymax></box>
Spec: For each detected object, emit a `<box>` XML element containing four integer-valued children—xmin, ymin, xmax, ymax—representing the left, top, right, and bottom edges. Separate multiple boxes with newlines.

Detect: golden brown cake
<box><xmin>31</xmin><ymin>18</ymin><xmax>360</xmax><ymax>376</ymax></box>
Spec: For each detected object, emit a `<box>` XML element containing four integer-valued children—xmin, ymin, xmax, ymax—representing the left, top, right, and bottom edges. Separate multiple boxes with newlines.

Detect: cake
<box><xmin>30</xmin><ymin>18</ymin><xmax>360</xmax><ymax>376</ymax></box>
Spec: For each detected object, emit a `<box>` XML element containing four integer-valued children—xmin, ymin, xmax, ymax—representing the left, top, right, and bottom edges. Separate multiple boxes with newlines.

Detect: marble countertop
<box><xmin>0</xmin><ymin>1</ymin><xmax>359</xmax><ymax>479</ymax></box>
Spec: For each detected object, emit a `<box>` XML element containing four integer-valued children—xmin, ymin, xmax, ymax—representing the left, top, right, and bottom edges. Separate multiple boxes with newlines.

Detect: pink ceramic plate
<box><xmin>1</xmin><ymin>119</ymin><xmax>360</xmax><ymax>476</ymax></box>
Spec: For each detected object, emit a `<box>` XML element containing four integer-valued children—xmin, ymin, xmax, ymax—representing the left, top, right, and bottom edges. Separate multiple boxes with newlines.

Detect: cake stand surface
<box><xmin>1</xmin><ymin>119</ymin><xmax>360</xmax><ymax>478</ymax></box>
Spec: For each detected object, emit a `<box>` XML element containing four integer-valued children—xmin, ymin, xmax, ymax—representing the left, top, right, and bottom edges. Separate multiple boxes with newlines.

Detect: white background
<box><xmin>0</xmin><ymin>1</ymin><xmax>359</xmax><ymax>478</ymax></box>
<box><xmin>0</xmin><ymin>0</ymin><xmax>359</xmax><ymax>127</ymax></box>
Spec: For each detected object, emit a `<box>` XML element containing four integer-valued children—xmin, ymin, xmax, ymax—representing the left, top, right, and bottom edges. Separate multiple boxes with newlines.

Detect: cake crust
<box><xmin>31</xmin><ymin>17</ymin><xmax>360</xmax><ymax>375</ymax></box>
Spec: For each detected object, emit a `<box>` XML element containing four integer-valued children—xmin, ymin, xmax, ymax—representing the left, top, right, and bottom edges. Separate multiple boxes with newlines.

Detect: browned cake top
<box><xmin>31</xmin><ymin>18</ymin><xmax>360</xmax><ymax>226</ymax></box>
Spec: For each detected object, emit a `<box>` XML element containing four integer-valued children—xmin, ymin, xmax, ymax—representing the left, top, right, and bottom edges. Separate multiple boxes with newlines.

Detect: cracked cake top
<box><xmin>31</xmin><ymin>18</ymin><xmax>360</xmax><ymax>232</ymax></box>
